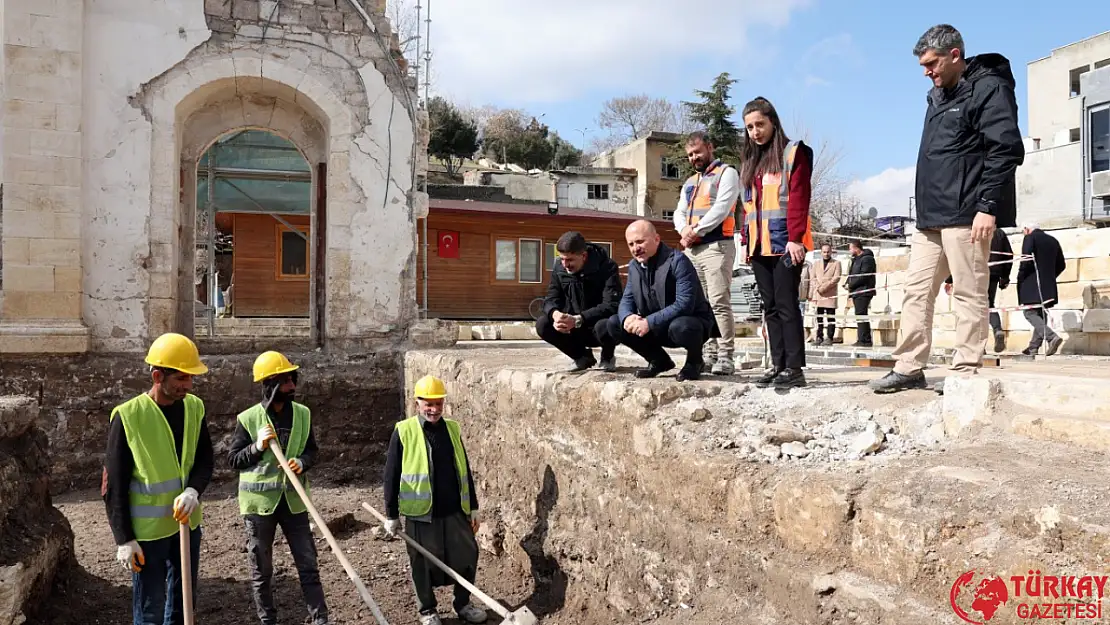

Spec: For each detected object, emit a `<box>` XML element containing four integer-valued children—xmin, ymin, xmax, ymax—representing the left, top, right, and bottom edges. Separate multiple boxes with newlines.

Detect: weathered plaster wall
<box><xmin>79</xmin><ymin>0</ymin><xmax>423</xmax><ymax>352</ymax></box>
<box><xmin>561</xmin><ymin>174</ymin><xmax>636</xmax><ymax>214</ymax></box>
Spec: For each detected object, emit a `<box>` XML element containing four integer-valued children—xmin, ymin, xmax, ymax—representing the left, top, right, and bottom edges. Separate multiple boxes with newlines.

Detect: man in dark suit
<box><xmin>604</xmin><ymin>220</ymin><xmax>719</xmax><ymax>381</ymax></box>
<box><xmin>537</xmin><ymin>231</ymin><xmax>623</xmax><ymax>372</ymax></box>
<box><xmin>1016</xmin><ymin>223</ymin><xmax>1066</xmax><ymax>356</ymax></box>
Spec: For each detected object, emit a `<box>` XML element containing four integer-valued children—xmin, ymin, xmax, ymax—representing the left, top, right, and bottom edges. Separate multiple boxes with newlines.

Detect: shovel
<box><xmin>268</xmin><ymin>441</ymin><xmax>391</xmax><ymax>625</ymax></box>
<box><xmin>361</xmin><ymin>502</ymin><xmax>539</xmax><ymax>625</ymax></box>
<box><xmin>179</xmin><ymin>523</ymin><xmax>195</xmax><ymax>625</ymax></box>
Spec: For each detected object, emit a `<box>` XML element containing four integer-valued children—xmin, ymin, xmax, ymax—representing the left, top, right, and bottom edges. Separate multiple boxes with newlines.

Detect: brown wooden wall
<box><xmin>416</xmin><ymin>210</ymin><xmax>681</xmax><ymax>320</ymax></box>
<box><xmin>232</xmin><ymin>213</ymin><xmax>311</xmax><ymax>317</ymax></box>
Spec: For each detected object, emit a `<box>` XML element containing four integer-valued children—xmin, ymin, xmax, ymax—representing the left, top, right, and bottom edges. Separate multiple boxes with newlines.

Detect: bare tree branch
<box><xmin>792</xmin><ymin>114</ymin><xmax>864</xmax><ymax>237</ymax></box>
<box><xmin>594</xmin><ymin>94</ymin><xmax>692</xmax><ymax>150</ymax></box>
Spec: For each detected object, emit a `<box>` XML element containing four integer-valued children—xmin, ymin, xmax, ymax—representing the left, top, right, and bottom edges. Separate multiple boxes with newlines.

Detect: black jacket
<box><xmin>542</xmin><ymin>242</ymin><xmax>622</xmax><ymax>326</ymax></box>
<box><xmin>1017</xmin><ymin>229</ymin><xmax>1066</xmax><ymax>307</ymax></box>
<box><xmin>846</xmin><ymin>249</ymin><xmax>876</xmax><ymax>296</ymax></box>
<box><xmin>914</xmin><ymin>53</ymin><xmax>1025</xmax><ymax>230</ymax></box>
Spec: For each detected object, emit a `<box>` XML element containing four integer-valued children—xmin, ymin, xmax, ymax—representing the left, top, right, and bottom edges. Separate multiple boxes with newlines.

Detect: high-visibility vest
<box><xmin>110</xmin><ymin>393</ymin><xmax>204</xmax><ymax>542</ymax></box>
<box><xmin>741</xmin><ymin>140</ymin><xmax>814</xmax><ymax>257</ymax></box>
<box><xmin>395</xmin><ymin>416</ymin><xmax>471</xmax><ymax>519</ymax></box>
<box><xmin>681</xmin><ymin>159</ymin><xmax>737</xmax><ymax>244</ymax></box>
<box><xmin>236</xmin><ymin>402</ymin><xmax>312</xmax><ymax>516</ymax></box>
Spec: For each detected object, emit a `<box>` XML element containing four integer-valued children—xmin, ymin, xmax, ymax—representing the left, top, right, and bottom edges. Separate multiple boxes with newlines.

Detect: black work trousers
<box><xmin>405</xmin><ymin>512</ymin><xmax>479</xmax><ymax>615</ymax></box>
<box><xmin>815</xmin><ymin>306</ymin><xmax>836</xmax><ymax>341</ymax></box>
<box><xmin>987</xmin><ymin>275</ymin><xmax>1002</xmax><ymax>334</ymax></box>
<box><xmin>244</xmin><ymin>497</ymin><xmax>329</xmax><ymax>625</ymax></box>
<box><xmin>752</xmin><ymin>254</ymin><xmax>806</xmax><ymax>369</ymax></box>
<box><xmin>853</xmin><ymin>295</ymin><xmax>873</xmax><ymax>344</ymax></box>
<box><xmin>535</xmin><ymin>314</ymin><xmax>617</xmax><ymax>361</ymax></box>
<box><xmin>604</xmin><ymin>313</ymin><xmax>709</xmax><ymax>365</ymax></box>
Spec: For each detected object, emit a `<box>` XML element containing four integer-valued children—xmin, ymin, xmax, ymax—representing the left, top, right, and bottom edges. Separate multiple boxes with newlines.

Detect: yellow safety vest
<box><xmin>395</xmin><ymin>416</ymin><xmax>471</xmax><ymax>519</ymax></box>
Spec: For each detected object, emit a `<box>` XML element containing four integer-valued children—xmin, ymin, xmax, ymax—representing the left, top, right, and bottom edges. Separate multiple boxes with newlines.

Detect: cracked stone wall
<box><xmin>3</xmin><ymin>0</ymin><xmax>427</xmax><ymax>353</ymax></box>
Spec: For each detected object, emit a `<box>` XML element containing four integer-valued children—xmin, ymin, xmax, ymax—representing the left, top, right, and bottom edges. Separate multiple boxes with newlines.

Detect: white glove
<box><xmin>254</xmin><ymin>424</ymin><xmax>276</xmax><ymax>452</ymax></box>
<box><xmin>172</xmin><ymin>487</ymin><xmax>199</xmax><ymax>523</ymax></box>
<box><xmin>383</xmin><ymin>518</ymin><xmax>399</xmax><ymax>538</ymax></box>
<box><xmin>117</xmin><ymin>540</ymin><xmax>145</xmax><ymax>573</ymax></box>
<box><xmin>469</xmin><ymin>509</ymin><xmax>481</xmax><ymax>533</ymax></box>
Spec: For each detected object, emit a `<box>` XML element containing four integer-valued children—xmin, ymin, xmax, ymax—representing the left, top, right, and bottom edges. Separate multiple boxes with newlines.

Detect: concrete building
<box><xmin>1018</xmin><ymin>31</ymin><xmax>1110</xmax><ymax>226</ymax></box>
<box><xmin>590</xmin><ymin>131</ymin><xmax>685</xmax><ymax>219</ymax></box>
<box><xmin>0</xmin><ymin>0</ymin><xmax>427</xmax><ymax>354</ymax></box>
<box><xmin>462</xmin><ymin>166</ymin><xmax>638</xmax><ymax>214</ymax></box>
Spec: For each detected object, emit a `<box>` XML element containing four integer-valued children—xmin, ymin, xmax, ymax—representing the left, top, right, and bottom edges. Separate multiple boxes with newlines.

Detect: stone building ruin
<box><xmin>0</xmin><ymin>0</ymin><xmax>429</xmax><ymax>354</ymax></box>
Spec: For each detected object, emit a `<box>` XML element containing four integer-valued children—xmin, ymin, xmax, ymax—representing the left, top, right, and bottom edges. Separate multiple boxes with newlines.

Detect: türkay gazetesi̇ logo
<box><xmin>950</xmin><ymin>570</ymin><xmax>1108</xmax><ymax>623</ymax></box>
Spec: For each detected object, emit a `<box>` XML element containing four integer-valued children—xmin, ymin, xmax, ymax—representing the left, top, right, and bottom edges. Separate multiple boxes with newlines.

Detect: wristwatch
<box><xmin>574</xmin><ymin>315</ymin><xmax>583</xmax><ymax>328</ymax></box>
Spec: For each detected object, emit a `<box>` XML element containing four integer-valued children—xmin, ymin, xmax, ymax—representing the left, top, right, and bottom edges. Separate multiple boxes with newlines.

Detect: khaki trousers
<box><xmin>685</xmin><ymin>239</ymin><xmax>735</xmax><ymax>359</ymax></box>
<box><xmin>893</xmin><ymin>227</ymin><xmax>990</xmax><ymax>376</ymax></box>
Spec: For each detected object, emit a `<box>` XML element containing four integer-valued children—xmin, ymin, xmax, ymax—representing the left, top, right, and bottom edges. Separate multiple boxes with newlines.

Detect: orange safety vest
<box><xmin>741</xmin><ymin>141</ymin><xmax>814</xmax><ymax>257</ymax></box>
<box><xmin>681</xmin><ymin>160</ymin><xmax>736</xmax><ymax>244</ymax></box>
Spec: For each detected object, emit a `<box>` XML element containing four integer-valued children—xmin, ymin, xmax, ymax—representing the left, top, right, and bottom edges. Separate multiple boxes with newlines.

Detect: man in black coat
<box><xmin>871</xmin><ymin>24</ymin><xmax>1025</xmax><ymax>394</ymax></box>
<box><xmin>537</xmin><ymin>231</ymin><xmax>623</xmax><ymax>372</ymax></box>
<box><xmin>1016</xmin><ymin>224</ymin><xmax>1066</xmax><ymax>356</ymax></box>
<box><xmin>844</xmin><ymin>240</ymin><xmax>877</xmax><ymax>347</ymax></box>
<box><xmin>605</xmin><ymin>220</ymin><xmax>719</xmax><ymax>381</ymax></box>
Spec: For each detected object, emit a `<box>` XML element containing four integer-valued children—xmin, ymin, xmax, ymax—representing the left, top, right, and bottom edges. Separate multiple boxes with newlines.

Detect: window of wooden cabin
<box><xmin>276</xmin><ymin>224</ymin><xmax>310</xmax><ymax>280</ymax></box>
<box><xmin>492</xmin><ymin>237</ymin><xmax>543</xmax><ymax>283</ymax></box>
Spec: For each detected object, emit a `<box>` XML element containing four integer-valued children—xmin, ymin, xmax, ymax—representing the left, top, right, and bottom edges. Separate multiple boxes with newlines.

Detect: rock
<box><xmin>475</xmin><ymin>518</ymin><xmax>504</xmax><ymax>557</ymax></box>
<box><xmin>781</xmin><ymin>442</ymin><xmax>810</xmax><ymax>458</ymax></box>
<box><xmin>762</xmin><ymin>424</ymin><xmax>814</xmax><ymax>445</ymax></box>
<box><xmin>759</xmin><ymin>444</ymin><xmax>782</xmax><ymax>460</ymax></box>
<box><xmin>690</xmin><ymin>407</ymin><xmax>713</xmax><ymax>423</ymax></box>
<box><xmin>850</xmin><ymin>423</ymin><xmax>885</xmax><ymax>456</ymax></box>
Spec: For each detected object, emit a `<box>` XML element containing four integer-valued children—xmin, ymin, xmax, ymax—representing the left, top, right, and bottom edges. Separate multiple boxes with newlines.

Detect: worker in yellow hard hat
<box><xmin>381</xmin><ymin>375</ymin><xmax>487</xmax><ymax>625</ymax></box>
<box><xmin>228</xmin><ymin>351</ymin><xmax>330</xmax><ymax>625</ymax></box>
<box><xmin>102</xmin><ymin>332</ymin><xmax>213</xmax><ymax>624</ymax></box>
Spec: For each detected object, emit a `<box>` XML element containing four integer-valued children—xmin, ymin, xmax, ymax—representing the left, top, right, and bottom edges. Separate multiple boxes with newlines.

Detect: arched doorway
<box><xmin>193</xmin><ymin>129</ymin><xmax>315</xmax><ymax>338</ymax></box>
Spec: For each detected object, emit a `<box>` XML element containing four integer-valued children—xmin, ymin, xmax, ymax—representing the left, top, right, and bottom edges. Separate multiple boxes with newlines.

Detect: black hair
<box><xmin>556</xmin><ymin>231</ymin><xmax>588</xmax><ymax>254</ymax></box>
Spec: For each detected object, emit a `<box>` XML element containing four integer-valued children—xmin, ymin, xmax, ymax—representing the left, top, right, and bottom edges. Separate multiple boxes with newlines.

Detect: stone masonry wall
<box><xmin>0</xmin><ymin>352</ymin><xmax>404</xmax><ymax>492</ymax></box>
<box><xmin>0</xmin><ymin>397</ymin><xmax>75</xmax><ymax>625</ymax></box>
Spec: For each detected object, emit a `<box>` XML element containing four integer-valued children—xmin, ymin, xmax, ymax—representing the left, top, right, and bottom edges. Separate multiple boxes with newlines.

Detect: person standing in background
<box><xmin>1016</xmin><ymin>223</ymin><xmax>1065</xmax><ymax>356</ymax></box>
<box><xmin>738</xmin><ymin>97</ymin><xmax>815</xmax><ymax>388</ymax></box>
<box><xmin>809</xmin><ymin>243</ymin><xmax>841</xmax><ymax>346</ymax></box>
<box><xmin>845</xmin><ymin>240</ymin><xmax>876</xmax><ymax>347</ymax></box>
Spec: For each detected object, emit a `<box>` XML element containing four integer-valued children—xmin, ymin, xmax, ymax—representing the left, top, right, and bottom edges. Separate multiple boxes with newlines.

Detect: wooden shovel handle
<box><xmin>269</xmin><ymin>442</ymin><xmax>391</xmax><ymax>625</ymax></box>
<box><xmin>179</xmin><ymin>523</ymin><xmax>194</xmax><ymax>625</ymax></box>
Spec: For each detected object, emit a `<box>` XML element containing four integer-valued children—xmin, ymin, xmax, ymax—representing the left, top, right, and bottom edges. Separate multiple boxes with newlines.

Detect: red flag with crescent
<box><xmin>438</xmin><ymin>230</ymin><xmax>460</xmax><ymax>259</ymax></box>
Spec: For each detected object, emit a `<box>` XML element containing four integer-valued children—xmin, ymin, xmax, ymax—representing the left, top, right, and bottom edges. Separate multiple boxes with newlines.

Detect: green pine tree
<box><xmin>667</xmin><ymin>72</ymin><xmax>743</xmax><ymax>178</ymax></box>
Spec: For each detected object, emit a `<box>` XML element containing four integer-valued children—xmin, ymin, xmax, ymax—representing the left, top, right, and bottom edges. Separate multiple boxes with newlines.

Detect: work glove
<box><xmin>254</xmin><ymin>424</ymin><xmax>276</xmax><ymax>452</ymax></box>
<box><xmin>383</xmin><ymin>518</ymin><xmax>399</xmax><ymax>539</ymax></box>
<box><xmin>117</xmin><ymin>540</ymin><xmax>145</xmax><ymax>573</ymax></box>
<box><xmin>469</xmin><ymin>509</ymin><xmax>481</xmax><ymax>534</ymax></box>
<box><xmin>172</xmin><ymin>487</ymin><xmax>199</xmax><ymax>523</ymax></box>
<box><xmin>288</xmin><ymin>458</ymin><xmax>303</xmax><ymax>475</ymax></box>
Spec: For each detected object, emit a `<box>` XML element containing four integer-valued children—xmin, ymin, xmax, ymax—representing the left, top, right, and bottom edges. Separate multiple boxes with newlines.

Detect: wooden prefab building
<box><xmin>416</xmin><ymin>200</ymin><xmax>680</xmax><ymax>320</ymax></box>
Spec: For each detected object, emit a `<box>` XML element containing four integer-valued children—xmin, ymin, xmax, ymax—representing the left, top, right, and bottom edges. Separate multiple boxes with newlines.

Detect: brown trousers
<box><xmin>893</xmin><ymin>227</ymin><xmax>991</xmax><ymax>376</ymax></box>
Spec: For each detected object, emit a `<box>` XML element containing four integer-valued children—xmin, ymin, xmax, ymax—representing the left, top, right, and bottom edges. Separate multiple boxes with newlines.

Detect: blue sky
<box><xmin>426</xmin><ymin>0</ymin><xmax>1108</xmax><ymax>215</ymax></box>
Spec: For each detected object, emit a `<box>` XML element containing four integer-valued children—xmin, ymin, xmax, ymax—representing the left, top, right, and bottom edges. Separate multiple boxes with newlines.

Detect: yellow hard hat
<box><xmin>413</xmin><ymin>375</ymin><xmax>447</xmax><ymax>399</ymax></box>
<box><xmin>145</xmin><ymin>333</ymin><xmax>208</xmax><ymax>375</ymax></box>
<box><xmin>253</xmin><ymin>351</ymin><xmax>299</xmax><ymax>383</ymax></box>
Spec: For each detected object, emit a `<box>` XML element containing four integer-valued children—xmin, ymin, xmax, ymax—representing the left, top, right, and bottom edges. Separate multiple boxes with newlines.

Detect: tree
<box><xmin>481</xmin><ymin>113</ymin><xmax>556</xmax><ymax>170</ymax></box>
<box><xmin>668</xmin><ymin>72</ymin><xmax>743</xmax><ymax>178</ymax></box>
<box><xmin>549</xmin><ymin>133</ymin><xmax>584</xmax><ymax>169</ymax></box>
<box><xmin>427</xmin><ymin>96</ymin><xmax>480</xmax><ymax>176</ymax></box>
<box><xmin>592</xmin><ymin>94</ymin><xmax>696</xmax><ymax>153</ymax></box>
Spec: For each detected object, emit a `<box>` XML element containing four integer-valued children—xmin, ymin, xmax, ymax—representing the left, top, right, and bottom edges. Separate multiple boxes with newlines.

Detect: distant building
<box><xmin>462</xmin><ymin>166</ymin><xmax>638</xmax><ymax>214</ymax></box>
<box><xmin>589</xmin><ymin>131</ymin><xmax>686</xmax><ymax>219</ymax></box>
<box><xmin>1018</xmin><ymin>31</ymin><xmax>1110</xmax><ymax>226</ymax></box>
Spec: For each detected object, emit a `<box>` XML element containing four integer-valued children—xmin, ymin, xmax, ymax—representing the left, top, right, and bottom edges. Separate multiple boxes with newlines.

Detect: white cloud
<box><xmin>846</xmin><ymin>166</ymin><xmax>916</xmax><ymax>217</ymax></box>
<box><xmin>419</xmin><ymin>0</ymin><xmax>813</xmax><ymax>104</ymax></box>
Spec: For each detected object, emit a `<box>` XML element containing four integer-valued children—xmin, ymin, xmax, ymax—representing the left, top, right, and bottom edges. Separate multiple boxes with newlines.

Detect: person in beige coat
<box><xmin>809</xmin><ymin>244</ymin><xmax>841</xmax><ymax>346</ymax></box>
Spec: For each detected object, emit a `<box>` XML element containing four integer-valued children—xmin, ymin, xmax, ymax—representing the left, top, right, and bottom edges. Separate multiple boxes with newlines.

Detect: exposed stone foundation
<box><xmin>0</xmin><ymin>397</ymin><xmax>75</xmax><ymax>625</ymax></box>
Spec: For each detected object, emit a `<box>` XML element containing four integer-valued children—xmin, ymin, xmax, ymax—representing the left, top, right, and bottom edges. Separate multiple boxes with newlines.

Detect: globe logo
<box><xmin>951</xmin><ymin>571</ymin><xmax>1010</xmax><ymax>623</ymax></box>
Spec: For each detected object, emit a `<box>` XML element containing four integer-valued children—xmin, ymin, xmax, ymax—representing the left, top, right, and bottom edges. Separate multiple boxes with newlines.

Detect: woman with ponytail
<box><xmin>738</xmin><ymin>97</ymin><xmax>815</xmax><ymax>388</ymax></box>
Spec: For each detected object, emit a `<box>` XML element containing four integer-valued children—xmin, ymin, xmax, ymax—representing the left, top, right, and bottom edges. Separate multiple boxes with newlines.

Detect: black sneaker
<box><xmin>1046</xmin><ymin>336</ymin><xmax>1063</xmax><ymax>356</ymax></box>
<box><xmin>570</xmin><ymin>354</ymin><xmax>597</xmax><ymax>372</ymax></box>
<box><xmin>635</xmin><ymin>358</ymin><xmax>675</xmax><ymax>378</ymax></box>
<box><xmin>677</xmin><ymin>360</ymin><xmax>704</xmax><ymax>381</ymax></box>
<box><xmin>868</xmin><ymin>370</ymin><xmax>927</xmax><ymax>393</ymax></box>
<box><xmin>599</xmin><ymin>346</ymin><xmax>617</xmax><ymax>372</ymax></box>
<box><xmin>773</xmin><ymin>368</ymin><xmax>806</xmax><ymax>388</ymax></box>
<box><xmin>993</xmin><ymin>331</ymin><xmax>1006</xmax><ymax>354</ymax></box>
<box><xmin>755</xmin><ymin>367</ymin><xmax>783</xmax><ymax>387</ymax></box>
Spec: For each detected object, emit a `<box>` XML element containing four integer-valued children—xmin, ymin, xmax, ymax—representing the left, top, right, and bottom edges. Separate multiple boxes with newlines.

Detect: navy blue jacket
<box><xmin>618</xmin><ymin>242</ymin><xmax>719</xmax><ymax>335</ymax></box>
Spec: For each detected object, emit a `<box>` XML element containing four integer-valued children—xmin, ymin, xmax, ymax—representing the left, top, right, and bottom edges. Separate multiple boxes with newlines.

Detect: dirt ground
<box><xmin>31</xmin><ymin>479</ymin><xmax>546</xmax><ymax>625</ymax></box>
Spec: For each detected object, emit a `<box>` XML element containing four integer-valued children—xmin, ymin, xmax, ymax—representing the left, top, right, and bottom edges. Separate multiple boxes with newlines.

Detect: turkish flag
<box><xmin>438</xmin><ymin>230</ymin><xmax>460</xmax><ymax>259</ymax></box>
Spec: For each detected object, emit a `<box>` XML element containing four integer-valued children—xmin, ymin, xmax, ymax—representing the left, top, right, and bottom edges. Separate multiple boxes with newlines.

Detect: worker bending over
<box><xmin>228</xmin><ymin>351</ymin><xmax>329</xmax><ymax>625</ymax></box>
<box><xmin>103</xmin><ymin>333</ymin><xmax>213</xmax><ymax>625</ymax></box>
<box><xmin>382</xmin><ymin>375</ymin><xmax>487</xmax><ymax>625</ymax></box>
